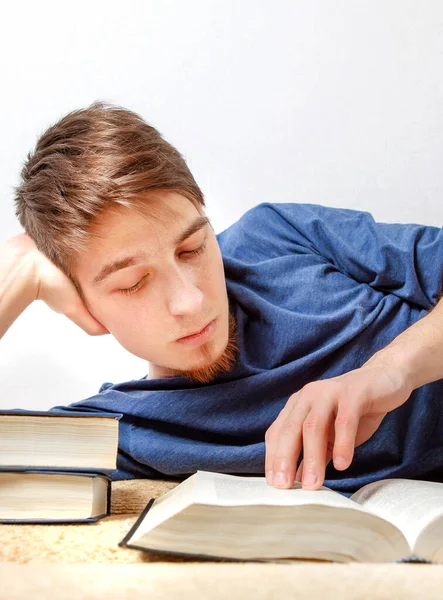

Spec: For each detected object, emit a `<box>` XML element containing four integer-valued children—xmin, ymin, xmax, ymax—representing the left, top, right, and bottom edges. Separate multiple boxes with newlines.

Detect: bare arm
<box><xmin>363</xmin><ymin>295</ymin><xmax>443</xmax><ymax>391</ymax></box>
<box><xmin>0</xmin><ymin>235</ymin><xmax>37</xmax><ymax>339</ymax></box>
<box><xmin>265</xmin><ymin>297</ymin><xmax>443</xmax><ymax>490</ymax></box>
<box><xmin>0</xmin><ymin>233</ymin><xmax>108</xmax><ymax>340</ymax></box>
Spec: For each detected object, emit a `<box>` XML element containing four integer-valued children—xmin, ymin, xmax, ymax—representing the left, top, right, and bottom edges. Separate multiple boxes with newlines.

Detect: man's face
<box><xmin>74</xmin><ymin>191</ymin><xmax>238</xmax><ymax>384</ymax></box>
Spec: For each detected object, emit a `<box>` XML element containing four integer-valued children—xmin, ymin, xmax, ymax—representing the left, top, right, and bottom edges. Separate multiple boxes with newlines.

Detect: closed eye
<box><xmin>118</xmin><ymin>241</ymin><xmax>207</xmax><ymax>296</ymax></box>
<box><xmin>182</xmin><ymin>241</ymin><xmax>207</xmax><ymax>258</ymax></box>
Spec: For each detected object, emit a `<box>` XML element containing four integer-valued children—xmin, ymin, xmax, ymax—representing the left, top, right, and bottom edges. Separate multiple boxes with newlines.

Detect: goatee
<box><xmin>168</xmin><ymin>312</ymin><xmax>239</xmax><ymax>385</ymax></box>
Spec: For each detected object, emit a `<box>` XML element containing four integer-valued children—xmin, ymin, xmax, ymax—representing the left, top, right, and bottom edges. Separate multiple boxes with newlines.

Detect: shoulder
<box><xmin>215</xmin><ymin>202</ymin><xmax>282</xmax><ymax>259</ymax></box>
<box><xmin>216</xmin><ymin>202</ymin><xmax>365</xmax><ymax>238</ymax></box>
<box><xmin>215</xmin><ymin>202</ymin><xmax>301</xmax><ymax>245</ymax></box>
<box><xmin>215</xmin><ymin>202</ymin><xmax>343</xmax><ymax>259</ymax></box>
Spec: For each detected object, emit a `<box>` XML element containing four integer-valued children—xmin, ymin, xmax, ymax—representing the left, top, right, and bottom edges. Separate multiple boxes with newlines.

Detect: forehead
<box><xmin>93</xmin><ymin>192</ymin><xmax>195</xmax><ymax>240</ymax></box>
<box><xmin>75</xmin><ymin>192</ymin><xmax>202</xmax><ymax>280</ymax></box>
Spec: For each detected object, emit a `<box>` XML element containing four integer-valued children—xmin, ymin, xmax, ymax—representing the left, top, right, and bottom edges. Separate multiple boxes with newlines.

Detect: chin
<box><xmin>164</xmin><ymin>312</ymin><xmax>238</xmax><ymax>385</ymax></box>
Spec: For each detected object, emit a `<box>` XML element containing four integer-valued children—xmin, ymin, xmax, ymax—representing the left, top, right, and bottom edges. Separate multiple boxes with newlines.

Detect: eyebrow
<box><xmin>91</xmin><ymin>215</ymin><xmax>210</xmax><ymax>286</ymax></box>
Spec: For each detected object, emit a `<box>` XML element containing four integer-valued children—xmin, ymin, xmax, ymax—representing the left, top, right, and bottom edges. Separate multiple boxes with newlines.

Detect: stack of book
<box><xmin>0</xmin><ymin>409</ymin><xmax>120</xmax><ymax>523</ymax></box>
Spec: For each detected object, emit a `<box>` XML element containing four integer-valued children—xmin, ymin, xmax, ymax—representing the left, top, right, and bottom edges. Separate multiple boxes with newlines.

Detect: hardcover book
<box><xmin>0</xmin><ymin>470</ymin><xmax>111</xmax><ymax>523</ymax></box>
<box><xmin>120</xmin><ymin>470</ymin><xmax>443</xmax><ymax>563</ymax></box>
<box><xmin>0</xmin><ymin>409</ymin><xmax>121</xmax><ymax>472</ymax></box>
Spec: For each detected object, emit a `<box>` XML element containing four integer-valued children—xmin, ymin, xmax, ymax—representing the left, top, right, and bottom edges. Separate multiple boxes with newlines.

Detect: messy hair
<box><xmin>14</xmin><ymin>101</ymin><xmax>205</xmax><ymax>293</ymax></box>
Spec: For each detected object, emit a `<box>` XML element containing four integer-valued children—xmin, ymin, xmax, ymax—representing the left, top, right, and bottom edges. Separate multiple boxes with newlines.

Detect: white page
<box><xmin>351</xmin><ymin>478</ymin><xmax>443</xmax><ymax>549</ymax></box>
<box><xmin>134</xmin><ymin>470</ymin><xmax>382</xmax><ymax>543</ymax></box>
<box><xmin>132</xmin><ymin>471</ymin><xmax>409</xmax><ymax>561</ymax></box>
<box><xmin>131</xmin><ymin>472</ymin><xmax>198</xmax><ymax>540</ymax></box>
<box><xmin>196</xmin><ymin>471</ymin><xmax>368</xmax><ymax>513</ymax></box>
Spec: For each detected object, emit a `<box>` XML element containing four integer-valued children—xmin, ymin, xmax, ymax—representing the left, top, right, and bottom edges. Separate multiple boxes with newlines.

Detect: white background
<box><xmin>0</xmin><ymin>0</ymin><xmax>442</xmax><ymax>410</ymax></box>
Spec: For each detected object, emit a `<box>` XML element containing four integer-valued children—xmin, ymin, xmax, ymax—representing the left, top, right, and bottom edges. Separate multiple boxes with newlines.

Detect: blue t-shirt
<box><xmin>51</xmin><ymin>202</ymin><xmax>443</xmax><ymax>493</ymax></box>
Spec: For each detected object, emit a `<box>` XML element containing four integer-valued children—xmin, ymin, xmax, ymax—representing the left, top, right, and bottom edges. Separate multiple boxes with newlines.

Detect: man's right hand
<box><xmin>4</xmin><ymin>233</ymin><xmax>109</xmax><ymax>336</ymax></box>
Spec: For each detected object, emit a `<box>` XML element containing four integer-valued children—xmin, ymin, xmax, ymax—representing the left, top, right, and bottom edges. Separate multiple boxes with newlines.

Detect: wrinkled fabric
<box><xmin>50</xmin><ymin>202</ymin><xmax>443</xmax><ymax>494</ymax></box>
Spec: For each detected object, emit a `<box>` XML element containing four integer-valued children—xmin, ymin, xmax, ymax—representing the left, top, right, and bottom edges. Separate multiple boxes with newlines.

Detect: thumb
<box><xmin>354</xmin><ymin>414</ymin><xmax>386</xmax><ymax>447</ymax></box>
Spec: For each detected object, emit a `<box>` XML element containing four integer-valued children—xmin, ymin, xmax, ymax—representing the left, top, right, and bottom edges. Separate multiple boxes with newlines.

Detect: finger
<box><xmin>296</xmin><ymin>440</ymin><xmax>336</xmax><ymax>485</ymax></box>
<box><xmin>300</xmin><ymin>409</ymin><xmax>332</xmax><ymax>490</ymax></box>
<box><xmin>295</xmin><ymin>459</ymin><xmax>303</xmax><ymax>483</ymax></box>
<box><xmin>354</xmin><ymin>413</ymin><xmax>385</xmax><ymax>447</ymax></box>
<box><xmin>64</xmin><ymin>303</ymin><xmax>110</xmax><ymax>336</ymax></box>
<box><xmin>265</xmin><ymin>397</ymin><xmax>307</xmax><ymax>484</ymax></box>
<box><xmin>297</xmin><ymin>455</ymin><xmax>334</xmax><ymax>487</ymax></box>
<box><xmin>270</xmin><ymin>402</ymin><xmax>311</xmax><ymax>489</ymax></box>
<box><xmin>295</xmin><ymin>447</ymin><xmax>332</xmax><ymax>485</ymax></box>
<box><xmin>332</xmin><ymin>405</ymin><xmax>360</xmax><ymax>471</ymax></box>
<box><xmin>265</xmin><ymin>402</ymin><xmax>294</xmax><ymax>482</ymax></box>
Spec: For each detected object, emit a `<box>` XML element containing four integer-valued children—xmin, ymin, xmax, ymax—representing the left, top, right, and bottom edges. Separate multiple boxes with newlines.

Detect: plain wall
<box><xmin>1</xmin><ymin>0</ymin><xmax>442</xmax><ymax>410</ymax></box>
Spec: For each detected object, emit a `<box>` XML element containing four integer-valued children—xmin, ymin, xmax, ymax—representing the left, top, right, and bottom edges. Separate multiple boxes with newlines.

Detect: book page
<box><xmin>0</xmin><ymin>415</ymin><xmax>118</xmax><ymax>469</ymax></box>
<box><xmin>133</xmin><ymin>470</ymin><xmax>372</xmax><ymax>542</ymax></box>
<box><xmin>131</xmin><ymin>472</ymin><xmax>198</xmax><ymax>541</ymax></box>
<box><xmin>351</xmin><ymin>478</ymin><xmax>443</xmax><ymax>550</ymax></box>
<box><xmin>197</xmin><ymin>471</ymin><xmax>368</xmax><ymax>513</ymax></box>
<box><xmin>131</xmin><ymin>471</ymin><xmax>410</xmax><ymax>562</ymax></box>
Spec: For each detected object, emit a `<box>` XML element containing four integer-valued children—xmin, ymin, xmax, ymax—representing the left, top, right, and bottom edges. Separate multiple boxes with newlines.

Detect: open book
<box><xmin>120</xmin><ymin>470</ymin><xmax>443</xmax><ymax>563</ymax></box>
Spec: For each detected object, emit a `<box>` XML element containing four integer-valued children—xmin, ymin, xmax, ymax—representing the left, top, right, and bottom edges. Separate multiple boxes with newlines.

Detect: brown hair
<box><xmin>14</xmin><ymin>101</ymin><xmax>205</xmax><ymax>293</ymax></box>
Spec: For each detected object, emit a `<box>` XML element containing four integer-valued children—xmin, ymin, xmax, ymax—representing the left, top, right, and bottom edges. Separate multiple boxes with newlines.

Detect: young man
<box><xmin>2</xmin><ymin>102</ymin><xmax>443</xmax><ymax>495</ymax></box>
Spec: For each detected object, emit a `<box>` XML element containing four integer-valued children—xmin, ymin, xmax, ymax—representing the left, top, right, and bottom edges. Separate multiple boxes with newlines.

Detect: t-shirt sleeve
<box><xmin>259</xmin><ymin>202</ymin><xmax>443</xmax><ymax>310</ymax></box>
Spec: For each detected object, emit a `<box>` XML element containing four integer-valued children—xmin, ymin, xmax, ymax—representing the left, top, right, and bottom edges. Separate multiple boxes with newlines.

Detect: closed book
<box><xmin>0</xmin><ymin>409</ymin><xmax>121</xmax><ymax>472</ymax></box>
<box><xmin>0</xmin><ymin>470</ymin><xmax>111</xmax><ymax>523</ymax></box>
<box><xmin>119</xmin><ymin>470</ymin><xmax>443</xmax><ymax>563</ymax></box>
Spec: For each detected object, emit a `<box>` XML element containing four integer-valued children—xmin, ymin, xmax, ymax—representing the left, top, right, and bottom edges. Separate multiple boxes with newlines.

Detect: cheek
<box><xmin>203</xmin><ymin>241</ymin><xmax>226</xmax><ymax>287</ymax></box>
<box><xmin>83</xmin><ymin>295</ymin><xmax>110</xmax><ymax>326</ymax></box>
<box><xmin>87</xmin><ymin>295</ymin><xmax>149</xmax><ymax>336</ymax></box>
<box><xmin>208</xmin><ymin>255</ymin><xmax>227</xmax><ymax>294</ymax></box>
<box><xmin>106</xmin><ymin>309</ymin><xmax>155</xmax><ymax>351</ymax></box>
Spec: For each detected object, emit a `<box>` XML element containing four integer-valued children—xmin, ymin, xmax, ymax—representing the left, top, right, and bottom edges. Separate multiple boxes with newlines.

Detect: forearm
<box><xmin>0</xmin><ymin>243</ymin><xmax>37</xmax><ymax>340</ymax></box>
<box><xmin>363</xmin><ymin>296</ymin><xmax>443</xmax><ymax>391</ymax></box>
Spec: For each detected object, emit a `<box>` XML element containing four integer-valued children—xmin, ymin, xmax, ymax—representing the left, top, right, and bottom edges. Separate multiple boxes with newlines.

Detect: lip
<box><xmin>176</xmin><ymin>318</ymin><xmax>216</xmax><ymax>346</ymax></box>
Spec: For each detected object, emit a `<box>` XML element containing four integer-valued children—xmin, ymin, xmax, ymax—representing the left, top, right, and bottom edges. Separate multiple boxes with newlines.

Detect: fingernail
<box><xmin>334</xmin><ymin>457</ymin><xmax>347</xmax><ymax>469</ymax></box>
<box><xmin>273</xmin><ymin>472</ymin><xmax>288</xmax><ymax>487</ymax></box>
<box><xmin>302</xmin><ymin>473</ymin><xmax>317</xmax><ymax>487</ymax></box>
<box><xmin>266</xmin><ymin>470</ymin><xmax>273</xmax><ymax>485</ymax></box>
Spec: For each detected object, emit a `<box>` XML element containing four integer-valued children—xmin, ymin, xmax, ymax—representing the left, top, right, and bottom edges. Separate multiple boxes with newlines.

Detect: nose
<box><xmin>166</xmin><ymin>267</ymin><xmax>204</xmax><ymax>317</ymax></box>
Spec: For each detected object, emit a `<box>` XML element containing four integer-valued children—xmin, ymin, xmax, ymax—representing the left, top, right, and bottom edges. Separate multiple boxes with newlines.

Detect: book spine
<box><xmin>119</xmin><ymin>498</ymin><xmax>156</xmax><ymax>547</ymax></box>
<box><xmin>0</xmin><ymin>466</ymin><xmax>116</xmax><ymax>473</ymax></box>
<box><xmin>107</xmin><ymin>476</ymin><xmax>112</xmax><ymax>516</ymax></box>
<box><xmin>395</xmin><ymin>555</ymin><xmax>433</xmax><ymax>564</ymax></box>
